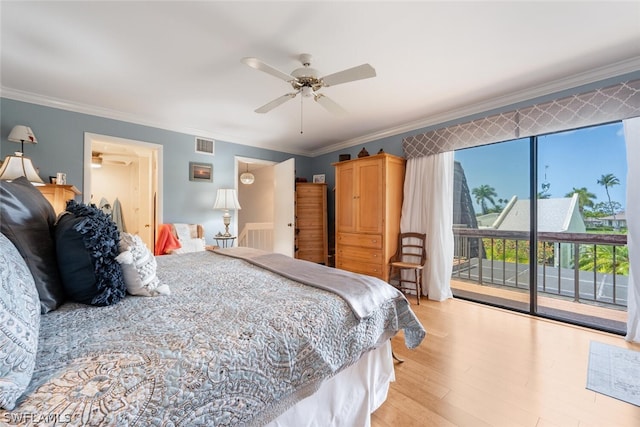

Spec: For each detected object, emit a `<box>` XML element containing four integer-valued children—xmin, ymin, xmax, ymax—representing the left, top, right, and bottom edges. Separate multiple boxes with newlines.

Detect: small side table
<box><xmin>214</xmin><ymin>236</ymin><xmax>236</xmax><ymax>248</ymax></box>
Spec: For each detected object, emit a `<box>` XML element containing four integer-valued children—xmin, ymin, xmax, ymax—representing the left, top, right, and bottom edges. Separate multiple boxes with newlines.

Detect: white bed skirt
<box><xmin>265</xmin><ymin>340</ymin><xmax>395</xmax><ymax>427</ymax></box>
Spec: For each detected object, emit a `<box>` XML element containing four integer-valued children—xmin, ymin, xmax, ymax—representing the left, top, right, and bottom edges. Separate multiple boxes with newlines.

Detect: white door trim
<box><xmin>83</xmin><ymin>132</ymin><xmax>163</xmax><ymax>235</ymax></box>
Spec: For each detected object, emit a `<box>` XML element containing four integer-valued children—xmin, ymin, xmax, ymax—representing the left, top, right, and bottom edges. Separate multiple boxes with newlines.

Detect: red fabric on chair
<box><xmin>155</xmin><ymin>224</ymin><xmax>182</xmax><ymax>255</ymax></box>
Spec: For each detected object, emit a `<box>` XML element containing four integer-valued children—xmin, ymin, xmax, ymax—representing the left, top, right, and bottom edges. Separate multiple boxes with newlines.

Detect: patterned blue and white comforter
<box><xmin>5</xmin><ymin>251</ymin><xmax>425</xmax><ymax>426</ymax></box>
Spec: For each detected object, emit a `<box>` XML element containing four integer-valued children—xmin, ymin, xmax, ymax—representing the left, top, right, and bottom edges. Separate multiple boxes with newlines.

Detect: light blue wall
<box><xmin>0</xmin><ymin>98</ymin><xmax>313</xmax><ymax>243</ymax></box>
<box><xmin>3</xmin><ymin>71</ymin><xmax>637</xmax><ymax>245</ymax></box>
<box><xmin>313</xmin><ymin>71</ymin><xmax>640</xmax><ymax>237</ymax></box>
<box><xmin>312</xmin><ymin>132</ymin><xmax>409</xmax><ymax>234</ymax></box>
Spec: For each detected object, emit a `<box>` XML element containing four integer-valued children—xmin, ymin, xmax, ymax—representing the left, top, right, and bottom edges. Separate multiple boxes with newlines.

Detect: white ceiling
<box><xmin>1</xmin><ymin>1</ymin><xmax>639</xmax><ymax>157</ymax></box>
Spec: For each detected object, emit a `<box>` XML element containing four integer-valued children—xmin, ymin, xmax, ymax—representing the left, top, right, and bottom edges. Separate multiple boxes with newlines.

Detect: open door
<box><xmin>273</xmin><ymin>158</ymin><xmax>295</xmax><ymax>257</ymax></box>
<box><xmin>85</xmin><ymin>133</ymin><xmax>162</xmax><ymax>251</ymax></box>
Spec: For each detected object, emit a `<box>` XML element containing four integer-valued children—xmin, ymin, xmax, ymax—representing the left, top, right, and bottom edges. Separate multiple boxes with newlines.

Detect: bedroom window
<box><xmin>452</xmin><ymin>122</ymin><xmax>628</xmax><ymax>334</ymax></box>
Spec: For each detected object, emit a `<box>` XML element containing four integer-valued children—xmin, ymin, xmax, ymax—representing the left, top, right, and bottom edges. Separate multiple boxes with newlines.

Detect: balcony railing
<box><xmin>452</xmin><ymin>228</ymin><xmax>628</xmax><ymax>309</ymax></box>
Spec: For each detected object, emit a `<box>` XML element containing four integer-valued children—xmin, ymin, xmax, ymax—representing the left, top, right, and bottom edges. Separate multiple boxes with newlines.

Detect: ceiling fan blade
<box><xmin>255</xmin><ymin>92</ymin><xmax>297</xmax><ymax>114</ymax></box>
<box><xmin>241</xmin><ymin>57</ymin><xmax>295</xmax><ymax>83</ymax></box>
<box><xmin>321</xmin><ymin>64</ymin><xmax>376</xmax><ymax>87</ymax></box>
<box><xmin>314</xmin><ymin>93</ymin><xmax>347</xmax><ymax>116</ymax></box>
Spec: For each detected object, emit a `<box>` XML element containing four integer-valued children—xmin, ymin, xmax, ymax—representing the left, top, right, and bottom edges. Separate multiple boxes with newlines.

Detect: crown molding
<box><xmin>3</xmin><ymin>56</ymin><xmax>639</xmax><ymax>158</ymax></box>
<box><xmin>309</xmin><ymin>56</ymin><xmax>640</xmax><ymax>157</ymax></box>
<box><xmin>0</xmin><ymin>86</ymin><xmax>319</xmax><ymax>157</ymax></box>
<box><xmin>0</xmin><ymin>86</ymin><xmax>223</xmax><ymax>139</ymax></box>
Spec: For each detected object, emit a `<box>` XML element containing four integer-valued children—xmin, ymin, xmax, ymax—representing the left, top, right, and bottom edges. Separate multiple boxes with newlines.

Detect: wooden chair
<box><xmin>388</xmin><ymin>232</ymin><xmax>427</xmax><ymax>305</ymax></box>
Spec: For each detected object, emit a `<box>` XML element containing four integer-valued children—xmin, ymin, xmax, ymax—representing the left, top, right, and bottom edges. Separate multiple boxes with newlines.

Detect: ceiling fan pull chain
<box><xmin>300</xmin><ymin>95</ymin><xmax>304</xmax><ymax>134</ymax></box>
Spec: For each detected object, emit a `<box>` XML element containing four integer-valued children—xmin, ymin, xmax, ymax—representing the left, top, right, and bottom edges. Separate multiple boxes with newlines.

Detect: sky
<box><xmin>454</xmin><ymin>122</ymin><xmax>627</xmax><ymax>214</ymax></box>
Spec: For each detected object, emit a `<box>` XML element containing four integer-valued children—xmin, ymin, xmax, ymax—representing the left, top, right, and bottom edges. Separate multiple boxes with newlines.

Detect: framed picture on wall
<box><xmin>189</xmin><ymin>162</ymin><xmax>213</xmax><ymax>182</ymax></box>
<box><xmin>313</xmin><ymin>174</ymin><xmax>325</xmax><ymax>183</ymax></box>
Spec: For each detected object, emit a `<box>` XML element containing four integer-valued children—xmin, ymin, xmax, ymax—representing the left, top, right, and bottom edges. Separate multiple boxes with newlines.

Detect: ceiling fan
<box><xmin>241</xmin><ymin>53</ymin><xmax>376</xmax><ymax>115</ymax></box>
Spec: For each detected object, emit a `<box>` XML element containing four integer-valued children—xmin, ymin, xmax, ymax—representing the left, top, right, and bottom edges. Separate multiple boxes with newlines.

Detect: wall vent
<box><xmin>195</xmin><ymin>137</ymin><xmax>215</xmax><ymax>155</ymax></box>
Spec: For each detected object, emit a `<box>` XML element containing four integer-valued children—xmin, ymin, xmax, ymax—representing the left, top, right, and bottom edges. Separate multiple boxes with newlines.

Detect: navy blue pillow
<box><xmin>55</xmin><ymin>200</ymin><xmax>126</xmax><ymax>306</ymax></box>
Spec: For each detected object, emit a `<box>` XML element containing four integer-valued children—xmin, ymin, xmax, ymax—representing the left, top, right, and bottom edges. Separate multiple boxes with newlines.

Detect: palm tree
<box><xmin>565</xmin><ymin>187</ymin><xmax>596</xmax><ymax>215</ymax></box>
<box><xmin>597</xmin><ymin>173</ymin><xmax>620</xmax><ymax>219</ymax></box>
<box><xmin>579</xmin><ymin>245</ymin><xmax>628</xmax><ymax>275</ymax></box>
<box><xmin>472</xmin><ymin>185</ymin><xmax>498</xmax><ymax>215</ymax></box>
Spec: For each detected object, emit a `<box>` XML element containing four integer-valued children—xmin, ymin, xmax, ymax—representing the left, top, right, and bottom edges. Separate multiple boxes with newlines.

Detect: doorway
<box><xmin>83</xmin><ymin>133</ymin><xmax>162</xmax><ymax>250</ymax></box>
<box><xmin>236</xmin><ymin>156</ymin><xmax>276</xmax><ymax>241</ymax></box>
<box><xmin>235</xmin><ymin>156</ymin><xmax>295</xmax><ymax>256</ymax></box>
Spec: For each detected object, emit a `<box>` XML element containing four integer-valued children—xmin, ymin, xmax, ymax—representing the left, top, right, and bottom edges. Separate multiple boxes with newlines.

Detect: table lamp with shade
<box><xmin>0</xmin><ymin>125</ymin><xmax>44</xmax><ymax>184</ymax></box>
<box><xmin>213</xmin><ymin>188</ymin><xmax>241</xmax><ymax>237</ymax></box>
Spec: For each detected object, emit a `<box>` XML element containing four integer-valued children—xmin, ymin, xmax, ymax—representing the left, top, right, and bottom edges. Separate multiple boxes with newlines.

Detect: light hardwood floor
<box><xmin>372</xmin><ymin>297</ymin><xmax>640</xmax><ymax>427</ymax></box>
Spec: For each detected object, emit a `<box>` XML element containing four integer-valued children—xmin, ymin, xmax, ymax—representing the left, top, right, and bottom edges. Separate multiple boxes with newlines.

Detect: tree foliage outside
<box><xmin>597</xmin><ymin>173</ymin><xmax>620</xmax><ymax>218</ymax></box>
<box><xmin>565</xmin><ymin>187</ymin><xmax>597</xmax><ymax>215</ymax></box>
<box><xmin>473</xmin><ymin>173</ymin><xmax>623</xmax><ymax>225</ymax></box>
<box><xmin>481</xmin><ymin>238</ymin><xmax>629</xmax><ymax>276</ymax></box>
<box><xmin>472</xmin><ymin>173</ymin><xmax>626</xmax><ymax>273</ymax></box>
<box><xmin>578</xmin><ymin>244</ymin><xmax>628</xmax><ymax>275</ymax></box>
<box><xmin>584</xmin><ymin>201</ymin><xmax>624</xmax><ymax>218</ymax></box>
<box><xmin>472</xmin><ymin>185</ymin><xmax>498</xmax><ymax>215</ymax></box>
<box><xmin>482</xmin><ymin>238</ymin><xmax>531</xmax><ymax>264</ymax></box>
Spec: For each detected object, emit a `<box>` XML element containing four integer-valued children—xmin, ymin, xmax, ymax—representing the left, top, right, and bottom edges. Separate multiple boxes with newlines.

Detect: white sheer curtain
<box><xmin>624</xmin><ymin>117</ymin><xmax>640</xmax><ymax>342</ymax></box>
<box><xmin>400</xmin><ymin>151</ymin><xmax>454</xmax><ymax>301</ymax></box>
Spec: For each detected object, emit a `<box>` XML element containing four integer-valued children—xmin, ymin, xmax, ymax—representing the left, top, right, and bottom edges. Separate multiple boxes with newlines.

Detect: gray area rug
<box><xmin>587</xmin><ymin>341</ymin><xmax>640</xmax><ymax>407</ymax></box>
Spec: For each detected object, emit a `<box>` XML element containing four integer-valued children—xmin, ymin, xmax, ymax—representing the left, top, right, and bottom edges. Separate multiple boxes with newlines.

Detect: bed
<box><xmin>0</xmin><ymin>177</ymin><xmax>425</xmax><ymax>426</ymax></box>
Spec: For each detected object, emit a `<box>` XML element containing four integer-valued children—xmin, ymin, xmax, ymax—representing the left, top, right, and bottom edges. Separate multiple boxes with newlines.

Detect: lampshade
<box><xmin>8</xmin><ymin>125</ymin><xmax>38</xmax><ymax>156</ymax></box>
<box><xmin>8</xmin><ymin>125</ymin><xmax>38</xmax><ymax>145</ymax></box>
<box><xmin>213</xmin><ymin>189</ymin><xmax>242</xmax><ymax>211</ymax></box>
<box><xmin>240</xmin><ymin>164</ymin><xmax>254</xmax><ymax>185</ymax></box>
<box><xmin>0</xmin><ymin>152</ymin><xmax>45</xmax><ymax>184</ymax></box>
<box><xmin>213</xmin><ymin>189</ymin><xmax>241</xmax><ymax>237</ymax></box>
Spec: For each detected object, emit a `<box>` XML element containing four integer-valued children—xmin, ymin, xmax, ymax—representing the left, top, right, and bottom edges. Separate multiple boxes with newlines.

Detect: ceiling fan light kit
<box><xmin>241</xmin><ymin>53</ymin><xmax>376</xmax><ymax>117</ymax></box>
<box><xmin>301</xmin><ymin>86</ymin><xmax>314</xmax><ymax>98</ymax></box>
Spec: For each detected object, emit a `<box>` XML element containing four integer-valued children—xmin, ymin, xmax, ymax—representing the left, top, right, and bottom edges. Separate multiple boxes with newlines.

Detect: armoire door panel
<box><xmin>336</xmin><ymin>164</ymin><xmax>355</xmax><ymax>232</ymax></box>
<box><xmin>357</xmin><ymin>160</ymin><xmax>383</xmax><ymax>234</ymax></box>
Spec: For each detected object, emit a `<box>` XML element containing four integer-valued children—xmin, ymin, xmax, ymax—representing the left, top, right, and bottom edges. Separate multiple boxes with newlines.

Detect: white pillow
<box><xmin>117</xmin><ymin>233</ymin><xmax>169</xmax><ymax>296</ymax></box>
<box><xmin>0</xmin><ymin>232</ymin><xmax>40</xmax><ymax>410</ymax></box>
<box><xmin>172</xmin><ymin>237</ymin><xmax>206</xmax><ymax>254</ymax></box>
<box><xmin>172</xmin><ymin>223</ymin><xmax>206</xmax><ymax>254</ymax></box>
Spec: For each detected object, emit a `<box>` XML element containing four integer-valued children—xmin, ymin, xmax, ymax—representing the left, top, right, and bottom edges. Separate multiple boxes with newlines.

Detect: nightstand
<box><xmin>214</xmin><ymin>236</ymin><xmax>236</xmax><ymax>248</ymax></box>
<box><xmin>37</xmin><ymin>184</ymin><xmax>81</xmax><ymax>214</ymax></box>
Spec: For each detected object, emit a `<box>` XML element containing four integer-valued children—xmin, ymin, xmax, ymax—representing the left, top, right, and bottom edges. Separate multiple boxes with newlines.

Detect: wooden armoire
<box><xmin>294</xmin><ymin>183</ymin><xmax>328</xmax><ymax>265</ymax></box>
<box><xmin>333</xmin><ymin>153</ymin><xmax>405</xmax><ymax>281</ymax></box>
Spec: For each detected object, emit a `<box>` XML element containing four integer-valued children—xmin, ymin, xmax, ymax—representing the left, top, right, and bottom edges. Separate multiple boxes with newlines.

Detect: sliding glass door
<box><xmin>452</xmin><ymin>138</ymin><xmax>531</xmax><ymax>312</ymax></box>
<box><xmin>452</xmin><ymin>122</ymin><xmax>628</xmax><ymax>334</ymax></box>
<box><xmin>535</xmin><ymin>123</ymin><xmax>627</xmax><ymax>333</ymax></box>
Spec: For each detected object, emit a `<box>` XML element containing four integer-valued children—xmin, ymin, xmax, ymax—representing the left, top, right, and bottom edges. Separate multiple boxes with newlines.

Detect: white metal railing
<box><xmin>238</xmin><ymin>222</ymin><xmax>274</xmax><ymax>251</ymax></box>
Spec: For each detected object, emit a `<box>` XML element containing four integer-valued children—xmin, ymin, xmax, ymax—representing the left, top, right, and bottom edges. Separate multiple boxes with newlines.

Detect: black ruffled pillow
<box><xmin>0</xmin><ymin>176</ymin><xmax>65</xmax><ymax>313</ymax></box>
<box><xmin>55</xmin><ymin>200</ymin><xmax>126</xmax><ymax>306</ymax></box>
